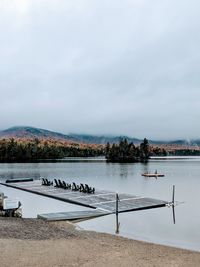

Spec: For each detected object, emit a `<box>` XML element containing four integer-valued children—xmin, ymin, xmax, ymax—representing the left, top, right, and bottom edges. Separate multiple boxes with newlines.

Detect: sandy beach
<box><xmin>0</xmin><ymin>218</ymin><xmax>199</xmax><ymax>267</ymax></box>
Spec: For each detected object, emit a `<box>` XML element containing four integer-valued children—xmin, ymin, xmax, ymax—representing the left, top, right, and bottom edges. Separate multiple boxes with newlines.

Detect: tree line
<box><xmin>0</xmin><ymin>138</ymin><xmax>104</xmax><ymax>162</ymax></box>
<box><xmin>3</xmin><ymin>137</ymin><xmax>196</xmax><ymax>163</ymax></box>
<box><xmin>170</xmin><ymin>149</ymin><xmax>200</xmax><ymax>156</ymax></box>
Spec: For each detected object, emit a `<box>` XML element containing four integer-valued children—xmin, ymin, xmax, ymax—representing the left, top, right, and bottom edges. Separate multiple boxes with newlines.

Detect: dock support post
<box><xmin>172</xmin><ymin>185</ymin><xmax>175</xmax><ymax>224</ymax></box>
<box><xmin>115</xmin><ymin>193</ymin><xmax>120</xmax><ymax>234</ymax></box>
<box><xmin>116</xmin><ymin>192</ymin><xmax>119</xmax><ymax>216</ymax></box>
<box><xmin>172</xmin><ymin>185</ymin><xmax>175</xmax><ymax>205</ymax></box>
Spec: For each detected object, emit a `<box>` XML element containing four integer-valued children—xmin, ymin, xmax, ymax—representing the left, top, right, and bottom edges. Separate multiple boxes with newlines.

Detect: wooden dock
<box><xmin>0</xmin><ymin>180</ymin><xmax>168</xmax><ymax>215</ymax></box>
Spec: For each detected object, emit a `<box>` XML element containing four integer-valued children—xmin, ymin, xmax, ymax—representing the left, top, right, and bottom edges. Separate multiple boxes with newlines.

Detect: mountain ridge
<box><xmin>0</xmin><ymin>126</ymin><xmax>142</xmax><ymax>144</ymax></box>
<box><xmin>0</xmin><ymin>126</ymin><xmax>200</xmax><ymax>146</ymax></box>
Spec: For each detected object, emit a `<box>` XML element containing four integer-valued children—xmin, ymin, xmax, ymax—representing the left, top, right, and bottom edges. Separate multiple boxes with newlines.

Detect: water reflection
<box><xmin>115</xmin><ymin>213</ymin><xmax>120</xmax><ymax>234</ymax></box>
<box><xmin>141</xmin><ymin>162</ymin><xmax>150</xmax><ymax>174</ymax></box>
<box><xmin>119</xmin><ymin>164</ymin><xmax>132</xmax><ymax>178</ymax></box>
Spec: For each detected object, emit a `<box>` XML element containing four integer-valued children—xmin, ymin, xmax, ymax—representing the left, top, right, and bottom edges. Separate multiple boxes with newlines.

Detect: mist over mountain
<box><xmin>0</xmin><ymin>126</ymin><xmax>141</xmax><ymax>144</ymax></box>
<box><xmin>0</xmin><ymin>126</ymin><xmax>199</xmax><ymax>146</ymax></box>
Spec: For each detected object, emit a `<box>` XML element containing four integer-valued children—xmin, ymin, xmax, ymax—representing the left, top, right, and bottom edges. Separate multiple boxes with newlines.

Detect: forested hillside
<box><xmin>0</xmin><ymin>138</ymin><xmax>104</xmax><ymax>162</ymax></box>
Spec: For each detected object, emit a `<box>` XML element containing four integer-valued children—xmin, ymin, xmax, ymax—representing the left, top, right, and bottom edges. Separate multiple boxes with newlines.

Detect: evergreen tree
<box><xmin>106</xmin><ymin>138</ymin><xmax>150</xmax><ymax>163</ymax></box>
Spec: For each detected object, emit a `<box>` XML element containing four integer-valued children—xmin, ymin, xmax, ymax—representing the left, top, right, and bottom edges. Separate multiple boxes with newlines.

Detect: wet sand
<box><xmin>0</xmin><ymin>218</ymin><xmax>199</xmax><ymax>267</ymax></box>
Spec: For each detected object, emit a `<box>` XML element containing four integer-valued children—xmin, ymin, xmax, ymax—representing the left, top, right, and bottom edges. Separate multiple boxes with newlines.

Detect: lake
<box><xmin>0</xmin><ymin>156</ymin><xmax>200</xmax><ymax>251</ymax></box>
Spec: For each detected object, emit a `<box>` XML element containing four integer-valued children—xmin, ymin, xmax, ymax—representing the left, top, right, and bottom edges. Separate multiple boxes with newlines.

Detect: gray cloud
<box><xmin>0</xmin><ymin>0</ymin><xmax>200</xmax><ymax>139</ymax></box>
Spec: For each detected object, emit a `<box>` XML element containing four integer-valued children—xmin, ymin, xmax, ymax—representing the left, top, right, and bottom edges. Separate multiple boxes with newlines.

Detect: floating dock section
<box><xmin>141</xmin><ymin>173</ymin><xmax>165</xmax><ymax>178</ymax></box>
<box><xmin>38</xmin><ymin>209</ymin><xmax>109</xmax><ymax>221</ymax></box>
<box><xmin>0</xmin><ymin>180</ymin><xmax>168</xmax><ymax>217</ymax></box>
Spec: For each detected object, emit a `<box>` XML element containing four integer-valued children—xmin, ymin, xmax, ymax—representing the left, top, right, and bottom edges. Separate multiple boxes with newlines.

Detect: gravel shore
<box><xmin>0</xmin><ymin>218</ymin><xmax>199</xmax><ymax>267</ymax></box>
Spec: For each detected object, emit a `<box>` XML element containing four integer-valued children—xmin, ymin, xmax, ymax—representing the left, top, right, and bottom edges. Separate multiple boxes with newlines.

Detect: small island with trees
<box><xmin>105</xmin><ymin>138</ymin><xmax>150</xmax><ymax>163</ymax></box>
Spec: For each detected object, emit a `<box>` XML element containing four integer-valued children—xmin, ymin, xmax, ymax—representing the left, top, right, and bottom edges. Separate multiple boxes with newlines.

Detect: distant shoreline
<box><xmin>1</xmin><ymin>155</ymin><xmax>200</xmax><ymax>163</ymax></box>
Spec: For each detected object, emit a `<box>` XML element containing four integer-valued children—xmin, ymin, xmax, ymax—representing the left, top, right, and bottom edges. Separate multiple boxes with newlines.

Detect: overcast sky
<box><xmin>0</xmin><ymin>0</ymin><xmax>200</xmax><ymax>140</ymax></box>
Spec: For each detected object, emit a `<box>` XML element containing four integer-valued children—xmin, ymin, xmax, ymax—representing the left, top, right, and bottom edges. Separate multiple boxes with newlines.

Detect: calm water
<box><xmin>0</xmin><ymin>157</ymin><xmax>200</xmax><ymax>251</ymax></box>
